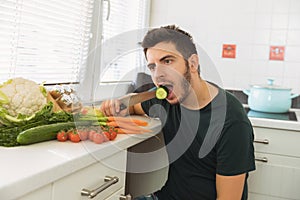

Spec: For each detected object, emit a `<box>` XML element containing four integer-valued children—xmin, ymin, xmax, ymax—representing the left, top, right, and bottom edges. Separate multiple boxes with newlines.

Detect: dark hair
<box><xmin>141</xmin><ymin>25</ymin><xmax>197</xmax><ymax>61</ymax></box>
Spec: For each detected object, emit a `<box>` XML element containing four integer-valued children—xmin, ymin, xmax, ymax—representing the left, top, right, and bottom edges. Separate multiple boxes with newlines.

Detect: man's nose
<box><xmin>153</xmin><ymin>64</ymin><xmax>166</xmax><ymax>79</ymax></box>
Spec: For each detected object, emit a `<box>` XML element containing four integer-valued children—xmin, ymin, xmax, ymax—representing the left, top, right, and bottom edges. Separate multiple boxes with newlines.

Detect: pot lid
<box><xmin>251</xmin><ymin>79</ymin><xmax>291</xmax><ymax>90</ymax></box>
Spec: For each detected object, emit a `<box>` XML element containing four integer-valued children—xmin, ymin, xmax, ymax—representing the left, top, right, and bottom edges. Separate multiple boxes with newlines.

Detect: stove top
<box><xmin>244</xmin><ymin>108</ymin><xmax>297</xmax><ymax>121</ymax></box>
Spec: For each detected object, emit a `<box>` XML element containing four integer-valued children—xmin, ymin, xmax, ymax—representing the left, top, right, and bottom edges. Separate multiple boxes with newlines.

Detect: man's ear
<box><xmin>188</xmin><ymin>54</ymin><xmax>199</xmax><ymax>73</ymax></box>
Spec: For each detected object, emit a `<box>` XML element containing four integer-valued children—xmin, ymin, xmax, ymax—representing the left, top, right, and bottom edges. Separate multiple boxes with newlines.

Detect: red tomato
<box><xmin>102</xmin><ymin>131</ymin><xmax>111</xmax><ymax>141</ymax></box>
<box><xmin>93</xmin><ymin>133</ymin><xmax>104</xmax><ymax>144</ymax></box>
<box><xmin>88</xmin><ymin>130</ymin><xmax>96</xmax><ymax>141</ymax></box>
<box><xmin>68</xmin><ymin>130</ymin><xmax>81</xmax><ymax>143</ymax></box>
<box><xmin>78</xmin><ymin>129</ymin><xmax>88</xmax><ymax>141</ymax></box>
<box><xmin>109</xmin><ymin>130</ymin><xmax>117</xmax><ymax>141</ymax></box>
<box><xmin>81</xmin><ymin>108</ymin><xmax>88</xmax><ymax>115</ymax></box>
<box><xmin>57</xmin><ymin>131</ymin><xmax>68</xmax><ymax>142</ymax></box>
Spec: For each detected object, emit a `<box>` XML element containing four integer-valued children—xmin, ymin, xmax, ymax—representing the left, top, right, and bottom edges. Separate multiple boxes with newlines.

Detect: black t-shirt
<box><xmin>141</xmin><ymin>86</ymin><xmax>256</xmax><ymax>200</ymax></box>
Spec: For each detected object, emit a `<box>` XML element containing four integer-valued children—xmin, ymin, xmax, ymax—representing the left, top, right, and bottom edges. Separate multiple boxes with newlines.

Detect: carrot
<box><xmin>106</xmin><ymin>121</ymin><xmax>152</xmax><ymax>132</ymax></box>
<box><xmin>106</xmin><ymin>116</ymin><xmax>148</xmax><ymax>126</ymax></box>
<box><xmin>114</xmin><ymin>127</ymin><xmax>152</xmax><ymax>134</ymax></box>
<box><xmin>106</xmin><ymin>121</ymin><xmax>118</xmax><ymax>127</ymax></box>
<box><xmin>114</xmin><ymin>128</ymin><xmax>126</xmax><ymax>134</ymax></box>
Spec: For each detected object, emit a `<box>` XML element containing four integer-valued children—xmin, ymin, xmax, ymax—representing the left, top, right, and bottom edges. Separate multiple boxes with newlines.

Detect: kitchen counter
<box><xmin>244</xmin><ymin>105</ymin><xmax>300</xmax><ymax>131</ymax></box>
<box><xmin>0</xmin><ymin>116</ymin><xmax>161</xmax><ymax>200</ymax></box>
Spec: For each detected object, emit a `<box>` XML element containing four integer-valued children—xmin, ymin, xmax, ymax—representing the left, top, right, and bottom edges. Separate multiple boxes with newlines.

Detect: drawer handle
<box><xmin>120</xmin><ymin>194</ymin><xmax>132</xmax><ymax>200</ymax></box>
<box><xmin>81</xmin><ymin>176</ymin><xmax>119</xmax><ymax>199</ymax></box>
<box><xmin>255</xmin><ymin>157</ymin><xmax>268</xmax><ymax>163</ymax></box>
<box><xmin>254</xmin><ymin>139</ymin><xmax>269</xmax><ymax>144</ymax></box>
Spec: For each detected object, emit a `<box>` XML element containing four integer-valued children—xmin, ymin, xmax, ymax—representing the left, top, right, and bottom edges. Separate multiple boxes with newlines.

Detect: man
<box><xmin>100</xmin><ymin>25</ymin><xmax>255</xmax><ymax>200</ymax></box>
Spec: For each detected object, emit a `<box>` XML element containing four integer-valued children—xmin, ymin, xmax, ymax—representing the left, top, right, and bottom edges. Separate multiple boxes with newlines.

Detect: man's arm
<box><xmin>216</xmin><ymin>173</ymin><xmax>246</xmax><ymax>200</ymax></box>
<box><xmin>129</xmin><ymin>103</ymin><xmax>146</xmax><ymax>115</ymax></box>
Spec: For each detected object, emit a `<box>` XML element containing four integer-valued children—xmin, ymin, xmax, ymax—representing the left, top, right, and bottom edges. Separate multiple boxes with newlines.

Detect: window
<box><xmin>0</xmin><ymin>0</ymin><xmax>94</xmax><ymax>84</ymax></box>
<box><xmin>100</xmin><ymin>0</ymin><xmax>150</xmax><ymax>83</ymax></box>
<box><xmin>0</xmin><ymin>0</ymin><xmax>150</xmax><ymax>86</ymax></box>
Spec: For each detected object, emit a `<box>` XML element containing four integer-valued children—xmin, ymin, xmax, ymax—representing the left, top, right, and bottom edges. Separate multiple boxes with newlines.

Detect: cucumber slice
<box><xmin>156</xmin><ymin>86</ymin><xmax>169</xmax><ymax>100</ymax></box>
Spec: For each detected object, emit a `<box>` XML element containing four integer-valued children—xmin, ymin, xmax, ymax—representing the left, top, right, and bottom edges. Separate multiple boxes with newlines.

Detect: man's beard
<box><xmin>177</xmin><ymin>60</ymin><xmax>192</xmax><ymax>104</ymax></box>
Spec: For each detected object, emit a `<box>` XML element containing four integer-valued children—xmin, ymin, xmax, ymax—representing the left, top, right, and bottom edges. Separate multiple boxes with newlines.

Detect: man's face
<box><xmin>146</xmin><ymin>42</ymin><xmax>192</xmax><ymax>105</ymax></box>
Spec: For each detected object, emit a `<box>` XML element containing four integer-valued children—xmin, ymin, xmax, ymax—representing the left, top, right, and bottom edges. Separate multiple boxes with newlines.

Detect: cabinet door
<box><xmin>52</xmin><ymin>150</ymin><xmax>127</xmax><ymax>200</ymax></box>
<box><xmin>248</xmin><ymin>152</ymin><xmax>300</xmax><ymax>199</ymax></box>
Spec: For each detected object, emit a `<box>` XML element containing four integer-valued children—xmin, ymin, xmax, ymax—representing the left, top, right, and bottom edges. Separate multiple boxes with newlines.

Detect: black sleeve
<box><xmin>216</xmin><ymin>121</ymin><xmax>256</xmax><ymax>176</ymax></box>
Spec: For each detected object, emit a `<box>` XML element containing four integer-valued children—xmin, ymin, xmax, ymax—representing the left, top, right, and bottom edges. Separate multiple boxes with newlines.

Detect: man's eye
<box><xmin>164</xmin><ymin>59</ymin><xmax>172</xmax><ymax>64</ymax></box>
<box><xmin>147</xmin><ymin>64</ymin><xmax>155</xmax><ymax>71</ymax></box>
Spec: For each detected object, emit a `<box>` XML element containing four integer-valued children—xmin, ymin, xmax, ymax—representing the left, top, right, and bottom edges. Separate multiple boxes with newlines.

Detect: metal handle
<box><xmin>103</xmin><ymin>0</ymin><xmax>110</xmax><ymax>20</ymax></box>
<box><xmin>120</xmin><ymin>194</ymin><xmax>132</xmax><ymax>200</ymax></box>
<box><xmin>254</xmin><ymin>139</ymin><xmax>269</xmax><ymax>144</ymax></box>
<box><xmin>255</xmin><ymin>157</ymin><xmax>268</xmax><ymax>163</ymax></box>
<box><xmin>81</xmin><ymin>176</ymin><xmax>119</xmax><ymax>199</ymax></box>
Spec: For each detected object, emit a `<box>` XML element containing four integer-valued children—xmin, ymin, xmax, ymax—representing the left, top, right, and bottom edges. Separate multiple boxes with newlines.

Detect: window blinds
<box><xmin>0</xmin><ymin>0</ymin><xmax>94</xmax><ymax>84</ymax></box>
<box><xmin>100</xmin><ymin>0</ymin><xmax>150</xmax><ymax>82</ymax></box>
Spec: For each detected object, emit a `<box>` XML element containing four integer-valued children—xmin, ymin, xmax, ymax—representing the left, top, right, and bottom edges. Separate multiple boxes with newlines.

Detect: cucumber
<box><xmin>16</xmin><ymin>121</ymin><xmax>90</xmax><ymax>145</ymax></box>
<box><xmin>156</xmin><ymin>86</ymin><xmax>169</xmax><ymax>100</ymax></box>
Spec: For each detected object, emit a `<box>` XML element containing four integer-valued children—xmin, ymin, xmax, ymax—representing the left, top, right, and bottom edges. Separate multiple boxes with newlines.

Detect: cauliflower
<box><xmin>0</xmin><ymin>77</ymin><xmax>47</xmax><ymax>117</ymax></box>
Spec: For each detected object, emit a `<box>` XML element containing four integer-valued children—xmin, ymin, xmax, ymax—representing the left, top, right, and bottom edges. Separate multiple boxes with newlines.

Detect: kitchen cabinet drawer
<box><xmin>248</xmin><ymin>152</ymin><xmax>300</xmax><ymax>200</ymax></box>
<box><xmin>17</xmin><ymin>184</ymin><xmax>52</xmax><ymax>200</ymax></box>
<box><xmin>249</xmin><ymin>192</ymin><xmax>290</xmax><ymax>200</ymax></box>
<box><xmin>52</xmin><ymin>150</ymin><xmax>127</xmax><ymax>200</ymax></box>
<box><xmin>253</xmin><ymin>127</ymin><xmax>300</xmax><ymax>158</ymax></box>
<box><xmin>105</xmin><ymin>187</ymin><xmax>125</xmax><ymax>200</ymax></box>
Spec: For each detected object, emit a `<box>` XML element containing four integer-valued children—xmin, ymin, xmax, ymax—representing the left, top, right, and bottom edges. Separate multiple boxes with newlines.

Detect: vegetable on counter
<box><xmin>0</xmin><ymin>77</ymin><xmax>47</xmax><ymax>117</ymax></box>
<box><xmin>0</xmin><ymin>77</ymin><xmax>80</xmax><ymax>147</ymax></box>
<box><xmin>67</xmin><ymin>129</ymin><xmax>81</xmax><ymax>143</ymax></box>
<box><xmin>79</xmin><ymin>107</ymin><xmax>152</xmax><ymax>133</ymax></box>
<box><xmin>0</xmin><ymin>77</ymin><xmax>153</xmax><ymax>147</ymax></box>
<box><xmin>17</xmin><ymin>122</ymin><xmax>77</xmax><ymax>145</ymax></box>
<box><xmin>0</xmin><ymin>102</ymin><xmax>74</xmax><ymax>147</ymax></box>
<box><xmin>82</xmin><ymin>114</ymin><xmax>152</xmax><ymax>134</ymax></box>
<box><xmin>55</xmin><ymin>125</ymin><xmax>117</xmax><ymax>144</ymax></box>
<box><xmin>57</xmin><ymin>130</ymin><xmax>68</xmax><ymax>142</ymax></box>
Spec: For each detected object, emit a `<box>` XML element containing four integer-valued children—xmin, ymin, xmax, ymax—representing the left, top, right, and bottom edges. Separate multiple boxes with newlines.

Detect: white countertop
<box><xmin>245</xmin><ymin>106</ymin><xmax>300</xmax><ymax>131</ymax></box>
<box><xmin>0</xmin><ymin>116</ymin><xmax>161</xmax><ymax>200</ymax></box>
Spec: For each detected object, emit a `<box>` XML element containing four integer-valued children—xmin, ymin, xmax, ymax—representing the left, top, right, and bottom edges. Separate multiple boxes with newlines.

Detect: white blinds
<box><xmin>100</xmin><ymin>0</ymin><xmax>150</xmax><ymax>82</ymax></box>
<box><xmin>0</xmin><ymin>0</ymin><xmax>94</xmax><ymax>84</ymax></box>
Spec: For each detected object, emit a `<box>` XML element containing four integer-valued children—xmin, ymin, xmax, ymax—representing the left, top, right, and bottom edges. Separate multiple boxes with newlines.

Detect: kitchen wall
<box><xmin>149</xmin><ymin>0</ymin><xmax>300</xmax><ymax>94</ymax></box>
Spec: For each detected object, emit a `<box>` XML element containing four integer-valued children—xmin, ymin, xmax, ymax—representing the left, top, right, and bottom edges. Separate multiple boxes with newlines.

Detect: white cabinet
<box><xmin>17</xmin><ymin>184</ymin><xmax>52</xmax><ymax>200</ymax></box>
<box><xmin>17</xmin><ymin>150</ymin><xmax>127</xmax><ymax>200</ymax></box>
<box><xmin>52</xmin><ymin>150</ymin><xmax>127</xmax><ymax>200</ymax></box>
<box><xmin>105</xmin><ymin>187</ymin><xmax>127</xmax><ymax>200</ymax></box>
<box><xmin>249</xmin><ymin>192</ymin><xmax>289</xmax><ymax>200</ymax></box>
<box><xmin>248</xmin><ymin>127</ymin><xmax>300</xmax><ymax>200</ymax></box>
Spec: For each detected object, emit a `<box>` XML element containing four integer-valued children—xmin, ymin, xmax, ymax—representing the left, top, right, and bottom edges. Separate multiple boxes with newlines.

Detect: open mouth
<box><xmin>158</xmin><ymin>84</ymin><xmax>173</xmax><ymax>99</ymax></box>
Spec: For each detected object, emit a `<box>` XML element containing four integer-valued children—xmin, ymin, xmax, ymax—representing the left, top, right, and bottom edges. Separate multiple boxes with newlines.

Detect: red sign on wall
<box><xmin>269</xmin><ymin>46</ymin><xmax>285</xmax><ymax>61</ymax></box>
<box><xmin>222</xmin><ymin>44</ymin><xmax>236</xmax><ymax>59</ymax></box>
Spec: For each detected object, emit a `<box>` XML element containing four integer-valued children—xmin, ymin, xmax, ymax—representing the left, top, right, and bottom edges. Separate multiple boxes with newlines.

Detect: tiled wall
<box><xmin>149</xmin><ymin>0</ymin><xmax>300</xmax><ymax>94</ymax></box>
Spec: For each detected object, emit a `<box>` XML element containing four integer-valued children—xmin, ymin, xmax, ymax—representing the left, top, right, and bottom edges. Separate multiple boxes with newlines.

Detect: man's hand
<box><xmin>99</xmin><ymin>99</ymin><xmax>128</xmax><ymax>116</ymax></box>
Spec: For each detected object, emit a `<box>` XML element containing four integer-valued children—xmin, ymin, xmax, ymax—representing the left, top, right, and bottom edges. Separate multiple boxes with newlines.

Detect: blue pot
<box><xmin>243</xmin><ymin>79</ymin><xmax>299</xmax><ymax>113</ymax></box>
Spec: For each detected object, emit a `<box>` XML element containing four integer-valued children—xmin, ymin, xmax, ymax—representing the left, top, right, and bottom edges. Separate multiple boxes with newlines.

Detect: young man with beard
<box><xmin>100</xmin><ymin>25</ymin><xmax>255</xmax><ymax>200</ymax></box>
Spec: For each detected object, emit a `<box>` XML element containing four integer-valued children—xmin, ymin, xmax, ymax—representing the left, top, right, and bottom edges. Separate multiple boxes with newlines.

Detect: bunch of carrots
<box><xmin>79</xmin><ymin>107</ymin><xmax>151</xmax><ymax>134</ymax></box>
<box><xmin>97</xmin><ymin>116</ymin><xmax>151</xmax><ymax>134</ymax></box>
